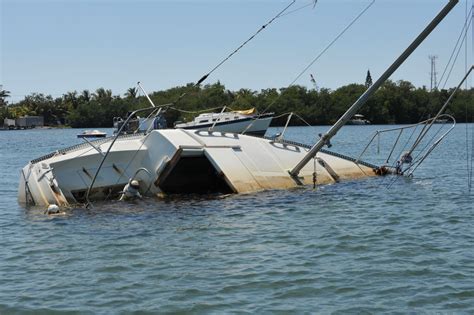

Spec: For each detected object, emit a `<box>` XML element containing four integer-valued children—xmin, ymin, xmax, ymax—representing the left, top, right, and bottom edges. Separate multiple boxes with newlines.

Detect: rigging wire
<box><xmin>435</xmin><ymin>1</ymin><xmax>474</xmax><ymax>191</ymax></box>
<box><xmin>138</xmin><ymin>1</ymin><xmax>301</xmax><ymax>114</ymax></box>
<box><xmin>384</xmin><ymin>119</ymin><xmax>455</xmax><ymax>189</ymax></box>
<box><xmin>193</xmin><ymin>0</ymin><xmax>297</xmax><ymax>87</ymax></box>
<box><xmin>382</xmin><ymin>124</ymin><xmax>422</xmax><ymax>187</ymax></box>
<box><xmin>441</xmin><ymin>19</ymin><xmax>472</xmax><ymax>89</ymax></box>
<box><xmin>464</xmin><ymin>0</ymin><xmax>472</xmax><ymax>90</ymax></box>
<box><xmin>168</xmin><ymin>106</ymin><xmax>223</xmax><ymax>115</ymax></box>
<box><xmin>386</xmin><ymin>67</ymin><xmax>473</xmax><ymax>187</ymax></box>
<box><xmin>409</xmin><ymin>124</ymin><xmax>447</xmax><ymax>167</ymax></box>
<box><xmin>362</xmin><ymin>1</ymin><xmax>474</xmax><ymax>189</ymax></box>
<box><xmin>269</xmin><ymin>0</ymin><xmax>375</xmax><ymax>111</ymax></box>
<box><xmin>167</xmin><ymin>1</ymin><xmax>299</xmax><ymax>108</ymax></box>
<box><xmin>468</xmin><ymin>115</ymin><xmax>474</xmax><ymax>192</ymax></box>
<box><xmin>468</xmin><ymin>0</ymin><xmax>474</xmax><ymax>191</ymax></box>
<box><xmin>438</xmin><ymin>6</ymin><xmax>473</xmax><ymax>88</ymax></box>
<box><xmin>287</xmin><ymin>0</ymin><xmax>375</xmax><ymax>88</ymax></box>
<box><xmin>466</xmin><ymin>0</ymin><xmax>469</xmax><ymax>88</ymax></box>
<box><xmin>402</xmin><ymin>122</ymin><xmax>455</xmax><ymax>178</ymax></box>
<box><xmin>279</xmin><ymin>0</ymin><xmax>318</xmax><ymax>18</ymax></box>
<box><xmin>241</xmin><ymin>0</ymin><xmax>375</xmax><ymax>135</ymax></box>
<box><xmin>407</xmin><ymin>67</ymin><xmax>473</xmax><ymax>164</ymax></box>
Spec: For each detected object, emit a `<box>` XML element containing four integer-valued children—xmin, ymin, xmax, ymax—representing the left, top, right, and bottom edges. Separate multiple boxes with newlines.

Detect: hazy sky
<box><xmin>1</xmin><ymin>0</ymin><xmax>473</xmax><ymax>102</ymax></box>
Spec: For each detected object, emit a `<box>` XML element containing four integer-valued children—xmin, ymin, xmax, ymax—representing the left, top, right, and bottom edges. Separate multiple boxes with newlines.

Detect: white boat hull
<box><xmin>176</xmin><ymin>115</ymin><xmax>272</xmax><ymax>136</ymax></box>
<box><xmin>347</xmin><ymin>119</ymin><xmax>370</xmax><ymax>125</ymax></box>
<box><xmin>19</xmin><ymin>129</ymin><xmax>378</xmax><ymax>207</ymax></box>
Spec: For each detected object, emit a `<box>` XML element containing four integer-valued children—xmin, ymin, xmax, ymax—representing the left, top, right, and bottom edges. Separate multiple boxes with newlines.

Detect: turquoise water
<box><xmin>0</xmin><ymin>126</ymin><xmax>473</xmax><ymax>314</ymax></box>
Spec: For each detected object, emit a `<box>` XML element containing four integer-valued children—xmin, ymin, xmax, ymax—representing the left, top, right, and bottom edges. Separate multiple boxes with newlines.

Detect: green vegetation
<box><xmin>0</xmin><ymin>81</ymin><xmax>472</xmax><ymax>127</ymax></box>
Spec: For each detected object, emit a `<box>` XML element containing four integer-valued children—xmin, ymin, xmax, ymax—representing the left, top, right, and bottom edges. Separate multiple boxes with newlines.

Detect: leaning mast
<box><xmin>290</xmin><ymin>0</ymin><xmax>459</xmax><ymax>179</ymax></box>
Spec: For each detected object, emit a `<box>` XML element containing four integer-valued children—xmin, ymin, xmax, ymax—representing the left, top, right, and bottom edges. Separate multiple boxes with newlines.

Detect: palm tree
<box><xmin>92</xmin><ymin>88</ymin><xmax>112</xmax><ymax>100</ymax></box>
<box><xmin>64</xmin><ymin>91</ymin><xmax>77</xmax><ymax>101</ymax></box>
<box><xmin>235</xmin><ymin>88</ymin><xmax>256</xmax><ymax>99</ymax></box>
<box><xmin>0</xmin><ymin>88</ymin><xmax>11</xmax><ymax>107</ymax></box>
<box><xmin>125</xmin><ymin>87</ymin><xmax>138</xmax><ymax>99</ymax></box>
<box><xmin>231</xmin><ymin>88</ymin><xmax>256</xmax><ymax>109</ymax></box>
<box><xmin>79</xmin><ymin>90</ymin><xmax>91</xmax><ymax>103</ymax></box>
<box><xmin>0</xmin><ymin>89</ymin><xmax>10</xmax><ymax>98</ymax></box>
<box><xmin>63</xmin><ymin>91</ymin><xmax>78</xmax><ymax>109</ymax></box>
<box><xmin>92</xmin><ymin>88</ymin><xmax>113</xmax><ymax>104</ymax></box>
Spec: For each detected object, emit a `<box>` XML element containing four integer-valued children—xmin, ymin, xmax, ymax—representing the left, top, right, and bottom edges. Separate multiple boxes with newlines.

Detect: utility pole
<box><xmin>429</xmin><ymin>55</ymin><xmax>438</xmax><ymax>91</ymax></box>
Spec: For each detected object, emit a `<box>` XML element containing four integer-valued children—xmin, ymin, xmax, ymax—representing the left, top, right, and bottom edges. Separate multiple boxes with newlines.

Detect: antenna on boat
<box><xmin>137</xmin><ymin>82</ymin><xmax>156</xmax><ymax>108</ymax></box>
<box><xmin>289</xmin><ymin>0</ymin><xmax>460</xmax><ymax>180</ymax></box>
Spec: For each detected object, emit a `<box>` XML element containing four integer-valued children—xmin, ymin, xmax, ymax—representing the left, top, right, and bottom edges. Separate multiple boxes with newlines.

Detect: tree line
<box><xmin>0</xmin><ymin>80</ymin><xmax>472</xmax><ymax>128</ymax></box>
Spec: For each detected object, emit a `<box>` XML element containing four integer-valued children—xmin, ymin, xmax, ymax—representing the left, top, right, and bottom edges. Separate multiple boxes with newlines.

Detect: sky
<box><xmin>1</xmin><ymin>0</ymin><xmax>473</xmax><ymax>103</ymax></box>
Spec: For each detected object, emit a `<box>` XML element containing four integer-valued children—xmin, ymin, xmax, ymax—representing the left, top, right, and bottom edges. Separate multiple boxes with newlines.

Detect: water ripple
<box><xmin>1</xmin><ymin>127</ymin><xmax>473</xmax><ymax>313</ymax></box>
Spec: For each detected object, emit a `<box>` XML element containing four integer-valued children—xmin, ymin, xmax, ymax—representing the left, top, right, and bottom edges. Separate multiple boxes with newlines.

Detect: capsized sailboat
<box><xmin>18</xmin><ymin>129</ymin><xmax>378</xmax><ymax>206</ymax></box>
<box><xmin>18</xmin><ymin>0</ymin><xmax>459</xmax><ymax>208</ymax></box>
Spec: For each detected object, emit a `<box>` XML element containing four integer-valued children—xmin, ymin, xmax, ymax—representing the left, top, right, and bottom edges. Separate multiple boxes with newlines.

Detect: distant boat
<box><xmin>347</xmin><ymin>114</ymin><xmax>371</xmax><ymax>125</ymax></box>
<box><xmin>174</xmin><ymin>108</ymin><xmax>273</xmax><ymax>136</ymax></box>
<box><xmin>77</xmin><ymin>130</ymin><xmax>107</xmax><ymax>138</ymax></box>
<box><xmin>113</xmin><ymin>108</ymin><xmax>274</xmax><ymax>137</ymax></box>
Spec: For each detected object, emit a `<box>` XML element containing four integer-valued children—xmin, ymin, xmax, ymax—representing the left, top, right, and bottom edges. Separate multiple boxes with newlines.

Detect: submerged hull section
<box><xmin>19</xmin><ymin>130</ymin><xmax>378</xmax><ymax>207</ymax></box>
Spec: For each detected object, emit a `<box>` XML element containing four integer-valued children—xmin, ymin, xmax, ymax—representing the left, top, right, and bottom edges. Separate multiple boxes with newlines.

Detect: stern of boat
<box><xmin>18</xmin><ymin>162</ymin><xmax>69</xmax><ymax>207</ymax></box>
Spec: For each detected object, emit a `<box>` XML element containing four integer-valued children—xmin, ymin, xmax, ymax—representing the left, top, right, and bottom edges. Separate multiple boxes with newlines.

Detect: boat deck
<box><xmin>30</xmin><ymin>132</ymin><xmax>378</xmax><ymax>171</ymax></box>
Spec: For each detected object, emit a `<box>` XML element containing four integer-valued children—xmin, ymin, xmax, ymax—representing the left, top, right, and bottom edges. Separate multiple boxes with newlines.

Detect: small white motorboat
<box><xmin>77</xmin><ymin>130</ymin><xmax>107</xmax><ymax>138</ymax></box>
<box><xmin>348</xmin><ymin>114</ymin><xmax>371</xmax><ymax>125</ymax></box>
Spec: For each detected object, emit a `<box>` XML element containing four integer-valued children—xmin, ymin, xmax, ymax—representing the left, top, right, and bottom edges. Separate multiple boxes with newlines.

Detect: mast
<box><xmin>137</xmin><ymin>82</ymin><xmax>156</xmax><ymax>108</ymax></box>
<box><xmin>289</xmin><ymin>0</ymin><xmax>459</xmax><ymax>179</ymax></box>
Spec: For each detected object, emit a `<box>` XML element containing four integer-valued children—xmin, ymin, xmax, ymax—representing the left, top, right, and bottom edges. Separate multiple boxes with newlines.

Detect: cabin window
<box><xmin>199</xmin><ymin>120</ymin><xmax>208</xmax><ymax>123</ymax></box>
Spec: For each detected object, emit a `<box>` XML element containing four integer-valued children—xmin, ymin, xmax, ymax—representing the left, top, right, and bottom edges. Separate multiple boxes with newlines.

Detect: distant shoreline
<box><xmin>2</xmin><ymin>82</ymin><xmax>473</xmax><ymax>128</ymax></box>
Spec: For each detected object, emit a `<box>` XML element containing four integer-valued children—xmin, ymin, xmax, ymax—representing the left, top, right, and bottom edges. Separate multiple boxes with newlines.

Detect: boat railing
<box><xmin>355</xmin><ymin>114</ymin><xmax>456</xmax><ymax>177</ymax></box>
<box><xmin>30</xmin><ymin>133</ymin><xmax>146</xmax><ymax>165</ymax></box>
<box><xmin>264</xmin><ymin>136</ymin><xmax>379</xmax><ymax>170</ymax></box>
<box><xmin>209</xmin><ymin>106</ymin><xmax>227</xmax><ymax>132</ymax></box>
<box><xmin>85</xmin><ymin>104</ymin><xmax>171</xmax><ymax>206</ymax></box>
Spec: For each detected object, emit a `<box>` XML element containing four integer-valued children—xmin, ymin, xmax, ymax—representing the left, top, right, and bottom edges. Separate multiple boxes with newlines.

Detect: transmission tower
<box><xmin>429</xmin><ymin>55</ymin><xmax>438</xmax><ymax>91</ymax></box>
